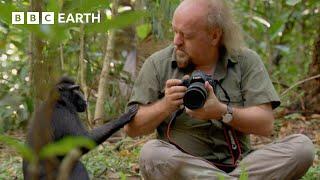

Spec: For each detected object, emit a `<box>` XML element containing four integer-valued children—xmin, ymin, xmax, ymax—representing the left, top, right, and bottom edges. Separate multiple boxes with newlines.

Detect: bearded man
<box><xmin>125</xmin><ymin>0</ymin><xmax>315</xmax><ymax>179</ymax></box>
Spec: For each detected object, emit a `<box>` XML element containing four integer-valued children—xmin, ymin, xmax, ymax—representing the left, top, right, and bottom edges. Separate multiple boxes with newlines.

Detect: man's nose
<box><xmin>173</xmin><ymin>33</ymin><xmax>183</xmax><ymax>46</ymax></box>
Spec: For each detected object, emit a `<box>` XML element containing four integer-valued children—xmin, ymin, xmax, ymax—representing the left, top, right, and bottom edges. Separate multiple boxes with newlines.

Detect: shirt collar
<box><xmin>213</xmin><ymin>50</ymin><xmax>238</xmax><ymax>81</ymax></box>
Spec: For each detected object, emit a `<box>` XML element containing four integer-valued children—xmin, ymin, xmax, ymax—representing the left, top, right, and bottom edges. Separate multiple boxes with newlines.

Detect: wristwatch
<box><xmin>222</xmin><ymin>104</ymin><xmax>233</xmax><ymax>124</ymax></box>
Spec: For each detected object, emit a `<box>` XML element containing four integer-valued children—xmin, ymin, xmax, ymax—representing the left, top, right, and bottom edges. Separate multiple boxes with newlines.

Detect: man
<box><xmin>124</xmin><ymin>0</ymin><xmax>315</xmax><ymax>179</ymax></box>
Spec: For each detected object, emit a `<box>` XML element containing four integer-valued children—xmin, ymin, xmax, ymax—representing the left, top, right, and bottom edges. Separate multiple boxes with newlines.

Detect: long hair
<box><xmin>206</xmin><ymin>0</ymin><xmax>245</xmax><ymax>54</ymax></box>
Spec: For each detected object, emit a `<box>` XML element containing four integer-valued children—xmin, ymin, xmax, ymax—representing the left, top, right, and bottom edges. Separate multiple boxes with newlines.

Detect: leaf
<box><xmin>269</xmin><ymin>20</ymin><xmax>285</xmax><ymax>40</ymax></box>
<box><xmin>119</xmin><ymin>172</ymin><xmax>127</xmax><ymax>180</ymax></box>
<box><xmin>0</xmin><ymin>94</ymin><xmax>23</xmax><ymax>106</ymax></box>
<box><xmin>86</xmin><ymin>10</ymin><xmax>147</xmax><ymax>33</ymax></box>
<box><xmin>286</xmin><ymin>0</ymin><xmax>302</xmax><ymax>6</ymax></box>
<box><xmin>239</xmin><ymin>166</ymin><xmax>249</xmax><ymax>180</ymax></box>
<box><xmin>284</xmin><ymin>113</ymin><xmax>302</xmax><ymax>120</ymax></box>
<box><xmin>0</xmin><ymin>4</ymin><xmax>18</xmax><ymax>24</ymax></box>
<box><xmin>274</xmin><ymin>45</ymin><xmax>290</xmax><ymax>54</ymax></box>
<box><xmin>47</xmin><ymin>0</ymin><xmax>60</xmax><ymax>12</ymax></box>
<box><xmin>218</xmin><ymin>173</ymin><xmax>226</xmax><ymax>180</ymax></box>
<box><xmin>24</xmin><ymin>96</ymin><xmax>34</xmax><ymax>114</ymax></box>
<box><xmin>109</xmin><ymin>10</ymin><xmax>147</xmax><ymax>29</ymax></box>
<box><xmin>69</xmin><ymin>0</ymin><xmax>110</xmax><ymax>13</ymax></box>
<box><xmin>136</xmin><ymin>23</ymin><xmax>151</xmax><ymax>40</ymax></box>
<box><xmin>39</xmin><ymin>136</ymin><xmax>96</xmax><ymax>159</ymax></box>
<box><xmin>0</xmin><ymin>135</ymin><xmax>35</xmax><ymax>162</ymax></box>
<box><xmin>252</xmin><ymin>16</ymin><xmax>270</xmax><ymax>28</ymax></box>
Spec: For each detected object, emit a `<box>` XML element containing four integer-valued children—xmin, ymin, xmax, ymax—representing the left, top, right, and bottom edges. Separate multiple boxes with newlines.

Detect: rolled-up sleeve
<box><xmin>128</xmin><ymin>57</ymin><xmax>160</xmax><ymax>106</ymax></box>
<box><xmin>240</xmin><ymin>49</ymin><xmax>280</xmax><ymax>109</ymax></box>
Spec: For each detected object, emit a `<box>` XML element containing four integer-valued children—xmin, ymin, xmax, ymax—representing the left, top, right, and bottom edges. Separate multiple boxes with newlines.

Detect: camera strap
<box><xmin>166</xmin><ymin>81</ymin><xmax>242</xmax><ymax>173</ymax></box>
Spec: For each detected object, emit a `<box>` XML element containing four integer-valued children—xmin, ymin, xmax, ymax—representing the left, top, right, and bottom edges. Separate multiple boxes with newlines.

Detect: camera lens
<box><xmin>183</xmin><ymin>82</ymin><xmax>207</xmax><ymax>109</ymax></box>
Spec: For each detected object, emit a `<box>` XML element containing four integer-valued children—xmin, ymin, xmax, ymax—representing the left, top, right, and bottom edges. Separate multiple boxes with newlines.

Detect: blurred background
<box><xmin>0</xmin><ymin>0</ymin><xmax>319</xmax><ymax>179</ymax></box>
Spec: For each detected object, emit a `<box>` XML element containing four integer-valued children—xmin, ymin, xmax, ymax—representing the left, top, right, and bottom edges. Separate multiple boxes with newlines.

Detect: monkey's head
<box><xmin>56</xmin><ymin>77</ymin><xmax>87</xmax><ymax>112</ymax></box>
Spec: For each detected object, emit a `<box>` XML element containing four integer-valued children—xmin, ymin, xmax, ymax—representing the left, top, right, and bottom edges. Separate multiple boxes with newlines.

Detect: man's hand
<box><xmin>125</xmin><ymin>78</ymin><xmax>187</xmax><ymax>137</ymax></box>
<box><xmin>162</xmin><ymin>79</ymin><xmax>187</xmax><ymax>114</ymax></box>
<box><xmin>186</xmin><ymin>81</ymin><xmax>226</xmax><ymax>120</ymax></box>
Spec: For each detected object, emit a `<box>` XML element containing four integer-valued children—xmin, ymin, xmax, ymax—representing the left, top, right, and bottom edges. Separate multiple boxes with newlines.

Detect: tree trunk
<box><xmin>28</xmin><ymin>1</ymin><xmax>58</xmax><ymax>179</ymax></box>
<box><xmin>29</xmin><ymin>0</ymin><xmax>57</xmax><ymax>108</ymax></box>
<box><xmin>94</xmin><ymin>0</ymin><xmax>118</xmax><ymax>123</ymax></box>
<box><xmin>79</xmin><ymin>24</ymin><xmax>92</xmax><ymax>126</ymax></box>
<box><xmin>303</xmin><ymin>26</ymin><xmax>320</xmax><ymax>113</ymax></box>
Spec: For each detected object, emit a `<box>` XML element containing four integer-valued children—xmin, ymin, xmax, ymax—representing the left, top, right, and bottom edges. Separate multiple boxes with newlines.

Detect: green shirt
<box><xmin>128</xmin><ymin>45</ymin><xmax>280</xmax><ymax>164</ymax></box>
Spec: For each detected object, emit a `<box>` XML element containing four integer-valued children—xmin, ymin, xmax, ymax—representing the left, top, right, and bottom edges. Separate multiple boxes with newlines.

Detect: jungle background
<box><xmin>0</xmin><ymin>0</ymin><xmax>319</xmax><ymax>179</ymax></box>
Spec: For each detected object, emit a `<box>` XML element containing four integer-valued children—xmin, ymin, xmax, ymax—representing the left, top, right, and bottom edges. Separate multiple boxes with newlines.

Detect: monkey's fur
<box><xmin>23</xmin><ymin>77</ymin><xmax>138</xmax><ymax>180</ymax></box>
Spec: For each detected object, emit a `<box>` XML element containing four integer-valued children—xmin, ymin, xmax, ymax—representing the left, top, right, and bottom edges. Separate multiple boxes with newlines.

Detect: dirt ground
<box><xmin>1</xmin><ymin>114</ymin><xmax>319</xmax><ymax>179</ymax></box>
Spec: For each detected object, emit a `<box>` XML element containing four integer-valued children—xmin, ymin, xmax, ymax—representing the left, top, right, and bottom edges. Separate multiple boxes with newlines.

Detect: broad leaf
<box><xmin>136</xmin><ymin>23</ymin><xmax>151</xmax><ymax>40</ymax></box>
<box><xmin>286</xmin><ymin>0</ymin><xmax>302</xmax><ymax>6</ymax></box>
<box><xmin>0</xmin><ymin>135</ymin><xmax>35</xmax><ymax>162</ymax></box>
<box><xmin>39</xmin><ymin>136</ymin><xmax>96</xmax><ymax>159</ymax></box>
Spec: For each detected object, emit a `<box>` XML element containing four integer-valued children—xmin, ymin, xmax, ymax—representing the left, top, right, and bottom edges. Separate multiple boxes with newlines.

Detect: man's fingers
<box><xmin>182</xmin><ymin>75</ymin><xmax>190</xmax><ymax>80</ymax></box>
<box><xmin>169</xmin><ymin>92</ymin><xmax>185</xmax><ymax>100</ymax></box>
<box><xmin>166</xmin><ymin>79</ymin><xmax>183</xmax><ymax>88</ymax></box>
<box><xmin>166</xmin><ymin>86</ymin><xmax>187</xmax><ymax>94</ymax></box>
<box><xmin>205</xmin><ymin>81</ymin><xmax>214</xmax><ymax>97</ymax></box>
<box><xmin>171</xmin><ymin>99</ymin><xmax>184</xmax><ymax>106</ymax></box>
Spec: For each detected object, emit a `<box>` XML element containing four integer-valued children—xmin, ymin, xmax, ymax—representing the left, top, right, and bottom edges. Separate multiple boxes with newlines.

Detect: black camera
<box><xmin>181</xmin><ymin>70</ymin><xmax>217</xmax><ymax>110</ymax></box>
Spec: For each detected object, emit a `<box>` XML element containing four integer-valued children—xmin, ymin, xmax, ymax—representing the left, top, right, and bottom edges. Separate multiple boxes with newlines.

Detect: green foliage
<box><xmin>80</xmin><ymin>138</ymin><xmax>141</xmax><ymax>178</ymax></box>
<box><xmin>0</xmin><ymin>135</ymin><xmax>35</xmax><ymax>162</ymax></box>
<box><xmin>239</xmin><ymin>166</ymin><xmax>249</xmax><ymax>180</ymax></box>
<box><xmin>0</xmin><ymin>0</ymin><xmax>146</xmax><ymax>130</ymax></box>
<box><xmin>86</xmin><ymin>10</ymin><xmax>147</xmax><ymax>33</ymax></box>
<box><xmin>217</xmin><ymin>173</ymin><xmax>225</xmax><ymax>180</ymax></box>
<box><xmin>0</xmin><ymin>0</ymin><xmax>319</xmax><ymax>178</ymax></box>
<box><xmin>119</xmin><ymin>171</ymin><xmax>127</xmax><ymax>180</ymax></box>
<box><xmin>302</xmin><ymin>164</ymin><xmax>320</xmax><ymax>180</ymax></box>
<box><xmin>0</xmin><ymin>1</ymin><xmax>146</xmax><ymax>44</ymax></box>
<box><xmin>0</xmin><ymin>134</ymin><xmax>319</xmax><ymax>179</ymax></box>
<box><xmin>0</xmin><ymin>34</ymin><xmax>31</xmax><ymax>132</ymax></box>
<box><xmin>0</xmin><ymin>134</ymin><xmax>97</xmax><ymax>179</ymax></box>
<box><xmin>232</xmin><ymin>0</ymin><xmax>319</xmax><ymax>105</ymax></box>
<box><xmin>0</xmin><ymin>135</ymin><xmax>96</xmax><ymax>161</ymax></box>
<box><xmin>146</xmin><ymin>0</ymin><xmax>180</xmax><ymax>39</ymax></box>
<box><xmin>136</xmin><ymin>23</ymin><xmax>152</xmax><ymax>40</ymax></box>
<box><xmin>0</xmin><ymin>155</ymin><xmax>23</xmax><ymax>179</ymax></box>
<box><xmin>0</xmin><ymin>3</ymin><xmax>20</xmax><ymax>24</ymax></box>
<box><xmin>67</xmin><ymin>0</ymin><xmax>110</xmax><ymax>13</ymax></box>
<box><xmin>286</xmin><ymin>0</ymin><xmax>302</xmax><ymax>6</ymax></box>
<box><xmin>39</xmin><ymin>136</ymin><xmax>96</xmax><ymax>159</ymax></box>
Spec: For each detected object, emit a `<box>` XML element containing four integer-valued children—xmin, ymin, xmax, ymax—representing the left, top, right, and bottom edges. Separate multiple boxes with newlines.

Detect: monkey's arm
<box><xmin>53</xmin><ymin>104</ymin><xmax>138</xmax><ymax>155</ymax></box>
<box><xmin>88</xmin><ymin>104</ymin><xmax>138</xmax><ymax>145</ymax></box>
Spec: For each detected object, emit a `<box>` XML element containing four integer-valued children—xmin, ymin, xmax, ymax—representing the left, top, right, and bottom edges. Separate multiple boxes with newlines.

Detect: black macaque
<box><xmin>23</xmin><ymin>77</ymin><xmax>138</xmax><ymax>180</ymax></box>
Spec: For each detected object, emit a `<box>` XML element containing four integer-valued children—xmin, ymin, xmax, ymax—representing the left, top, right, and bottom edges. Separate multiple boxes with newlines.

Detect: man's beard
<box><xmin>175</xmin><ymin>49</ymin><xmax>192</xmax><ymax>69</ymax></box>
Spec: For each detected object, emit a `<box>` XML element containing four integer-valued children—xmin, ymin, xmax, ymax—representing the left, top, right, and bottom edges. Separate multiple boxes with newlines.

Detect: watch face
<box><xmin>223</xmin><ymin>113</ymin><xmax>233</xmax><ymax>123</ymax></box>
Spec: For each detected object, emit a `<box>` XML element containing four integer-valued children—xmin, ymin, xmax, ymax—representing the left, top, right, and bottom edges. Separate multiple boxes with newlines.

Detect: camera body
<box><xmin>181</xmin><ymin>70</ymin><xmax>217</xmax><ymax>110</ymax></box>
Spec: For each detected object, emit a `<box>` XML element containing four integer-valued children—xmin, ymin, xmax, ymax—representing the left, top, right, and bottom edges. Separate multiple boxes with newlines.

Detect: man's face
<box><xmin>172</xmin><ymin>6</ymin><xmax>215</xmax><ymax>67</ymax></box>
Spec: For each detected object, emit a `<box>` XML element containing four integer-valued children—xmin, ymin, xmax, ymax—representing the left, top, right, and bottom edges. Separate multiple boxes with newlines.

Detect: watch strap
<box><xmin>222</xmin><ymin>104</ymin><xmax>233</xmax><ymax>124</ymax></box>
<box><xmin>227</xmin><ymin>104</ymin><xmax>233</xmax><ymax>114</ymax></box>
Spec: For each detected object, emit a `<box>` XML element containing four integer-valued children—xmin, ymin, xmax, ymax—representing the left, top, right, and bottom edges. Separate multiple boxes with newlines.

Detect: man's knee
<box><xmin>140</xmin><ymin>139</ymin><xmax>172</xmax><ymax>164</ymax></box>
<box><xmin>288</xmin><ymin>134</ymin><xmax>315</xmax><ymax>167</ymax></box>
<box><xmin>139</xmin><ymin>140</ymin><xmax>178</xmax><ymax>179</ymax></box>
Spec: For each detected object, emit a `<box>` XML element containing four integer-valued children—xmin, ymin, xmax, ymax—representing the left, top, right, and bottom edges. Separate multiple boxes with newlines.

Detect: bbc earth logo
<box><xmin>12</xmin><ymin>12</ymin><xmax>101</xmax><ymax>24</ymax></box>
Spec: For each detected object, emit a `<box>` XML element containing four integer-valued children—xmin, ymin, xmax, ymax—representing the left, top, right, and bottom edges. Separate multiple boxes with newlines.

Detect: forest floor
<box><xmin>1</xmin><ymin>113</ymin><xmax>319</xmax><ymax>179</ymax></box>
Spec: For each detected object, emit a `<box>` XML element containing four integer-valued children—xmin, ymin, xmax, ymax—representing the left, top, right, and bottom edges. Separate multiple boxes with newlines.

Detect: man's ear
<box><xmin>210</xmin><ymin>27</ymin><xmax>223</xmax><ymax>46</ymax></box>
